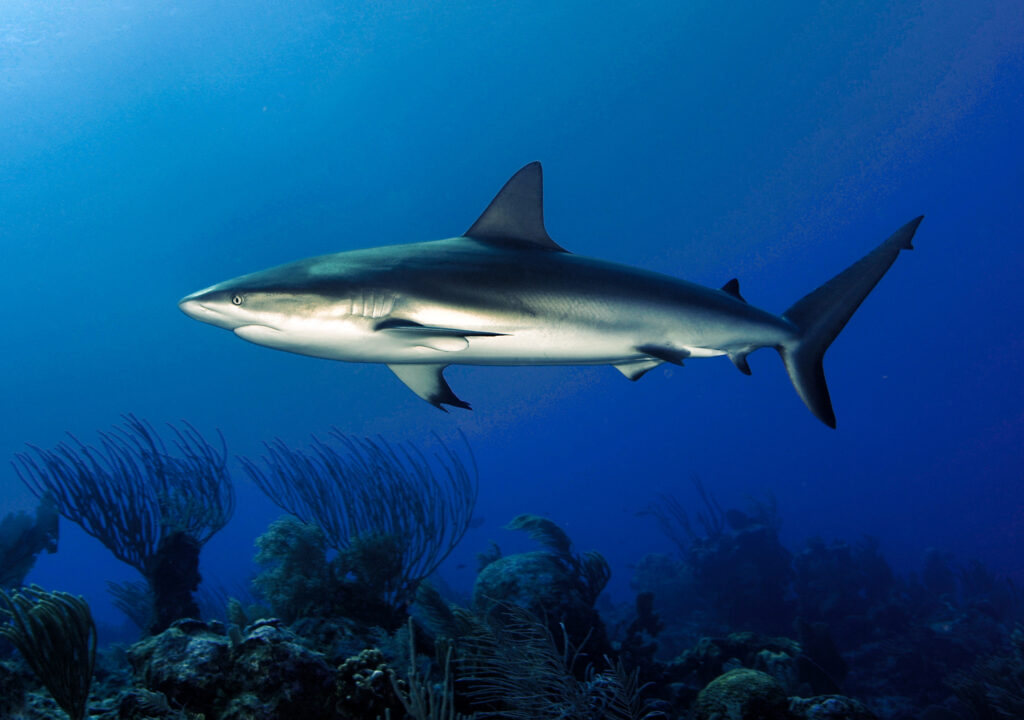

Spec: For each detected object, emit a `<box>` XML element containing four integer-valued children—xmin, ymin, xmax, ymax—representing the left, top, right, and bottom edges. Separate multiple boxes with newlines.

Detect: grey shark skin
<box><xmin>179</xmin><ymin>162</ymin><xmax>922</xmax><ymax>427</ymax></box>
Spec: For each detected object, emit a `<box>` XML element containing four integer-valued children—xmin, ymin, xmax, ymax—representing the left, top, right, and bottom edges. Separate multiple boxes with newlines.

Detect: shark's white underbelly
<box><xmin>251</xmin><ymin>322</ymin><xmax>726</xmax><ymax>366</ymax></box>
<box><xmin>429</xmin><ymin>331</ymin><xmax>726</xmax><ymax>365</ymax></box>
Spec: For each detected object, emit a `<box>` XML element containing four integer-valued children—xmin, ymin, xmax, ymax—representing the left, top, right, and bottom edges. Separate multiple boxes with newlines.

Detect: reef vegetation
<box><xmin>12</xmin><ymin>416</ymin><xmax>234</xmax><ymax>634</ymax></box>
<box><xmin>1</xmin><ymin>423</ymin><xmax>1021</xmax><ymax>720</ymax></box>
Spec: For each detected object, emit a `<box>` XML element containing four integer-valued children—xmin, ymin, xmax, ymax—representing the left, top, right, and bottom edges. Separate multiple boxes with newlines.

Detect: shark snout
<box><xmin>178</xmin><ymin>291</ymin><xmax>201</xmax><ymax>313</ymax></box>
<box><xmin>178</xmin><ymin>289</ymin><xmax>241</xmax><ymax>330</ymax></box>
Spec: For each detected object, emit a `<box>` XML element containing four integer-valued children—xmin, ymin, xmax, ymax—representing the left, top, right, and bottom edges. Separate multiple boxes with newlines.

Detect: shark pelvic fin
<box><xmin>613</xmin><ymin>357</ymin><xmax>664</xmax><ymax>381</ymax></box>
<box><xmin>465</xmin><ymin>162</ymin><xmax>568</xmax><ymax>252</ymax></box>
<box><xmin>721</xmin><ymin>278</ymin><xmax>747</xmax><ymax>303</ymax></box>
<box><xmin>387</xmin><ymin>363</ymin><xmax>471</xmax><ymax>411</ymax></box>
<box><xmin>729</xmin><ymin>351</ymin><xmax>752</xmax><ymax>375</ymax></box>
<box><xmin>376</xmin><ymin>318</ymin><xmax>505</xmax><ymax>352</ymax></box>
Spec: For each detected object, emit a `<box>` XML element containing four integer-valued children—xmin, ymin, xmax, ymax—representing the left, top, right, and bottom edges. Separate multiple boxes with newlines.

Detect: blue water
<box><xmin>1</xmin><ymin>0</ymin><xmax>1021</xmax><ymax>635</ymax></box>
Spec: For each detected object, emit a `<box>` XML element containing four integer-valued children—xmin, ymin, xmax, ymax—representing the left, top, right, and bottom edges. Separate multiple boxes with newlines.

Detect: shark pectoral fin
<box><xmin>636</xmin><ymin>344</ymin><xmax>690</xmax><ymax>366</ymax></box>
<box><xmin>387</xmin><ymin>364</ymin><xmax>471</xmax><ymax>411</ymax></box>
<box><xmin>613</xmin><ymin>357</ymin><xmax>664</xmax><ymax>381</ymax></box>
<box><xmin>375</xmin><ymin>318</ymin><xmax>505</xmax><ymax>352</ymax></box>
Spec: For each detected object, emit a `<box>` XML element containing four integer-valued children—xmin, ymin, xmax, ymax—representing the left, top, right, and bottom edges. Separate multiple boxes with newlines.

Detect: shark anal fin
<box><xmin>636</xmin><ymin>344</ymin><xmax>690</xmax><ymax>366</ymax></box>
<box><xmin>465</xmin><ymin>162</ymin><xmax>568</xmax><ymax>253</ymax></box>
<box><xmin>613</xmin><ymin>357</ymin><xmax>664</xmax><ymax>381</ymax></box>
<box><xmin>721</xmin><ymin>278</ymin><xmax>747</xmax><ymax>303</ymax></box>
<box><xmin>387</xmin><ymin>364</ymin><xmax>471</xmax><ymax>411</ymax></box>
<box><xmin>376</xmin><ymin>318</ymin><xmax>505</xmax><ymax>352</ymax></box>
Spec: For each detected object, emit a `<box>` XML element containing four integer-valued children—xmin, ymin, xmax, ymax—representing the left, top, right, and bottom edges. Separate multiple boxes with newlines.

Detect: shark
<box><xmin>179</xmin><ymin>162</ymin><xmax>922</xmax><ymax>427</ymax></box>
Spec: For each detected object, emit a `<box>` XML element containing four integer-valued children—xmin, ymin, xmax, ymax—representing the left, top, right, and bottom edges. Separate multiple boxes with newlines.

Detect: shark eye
<box><xmin>231</xmin><ymin>294</ymin><xmax>244</xmax><ymax>306</ymax></box>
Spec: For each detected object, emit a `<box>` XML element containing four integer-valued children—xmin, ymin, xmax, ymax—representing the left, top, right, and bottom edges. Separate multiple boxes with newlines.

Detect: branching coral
<box><xmin>12</xmin><ymin>415</ymin><xmax>234</xmax><ymax>632</ymax></box>
<box><xmin>107</xmin><ymin>579</ymin><xmax>155</xmax><ymax>632</ymax></box>
<box><xmin>461</xmin><ymin>604</ymin><xmax>590</xmax><ymax>718</ymax></box>
<box><xmin>391</xmin><ymin>618</ymin><xmax>473</xmax><ymax>720</ymax></box>
<box><xmin>0</xmin><ymin>585</ymin><xmax>97</xmax><ymax>720</ymax></box>
<box><xmin>241</xmin><ymin>431</ymin><xmax>477</xmax><ymax>611</ymax></box>
<box><xmin>460</xmin><ymin>604</ymin><xmax>662</xmax><ymax>720</ymax></box>
<box><xmin>637</xmin><ymin>477</ymin><xmax>725</xmax><ymax>553</ymax></box>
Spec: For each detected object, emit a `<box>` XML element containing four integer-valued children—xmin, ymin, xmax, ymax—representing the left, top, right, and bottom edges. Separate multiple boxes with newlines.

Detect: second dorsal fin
<box><xmin>465</xmin><ymin>162</ymin><xmax>568</xmax><ymax>252</ymax></box>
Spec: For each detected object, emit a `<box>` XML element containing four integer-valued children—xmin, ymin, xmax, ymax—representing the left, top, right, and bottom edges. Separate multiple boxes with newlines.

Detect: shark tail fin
<box><xmin>778</xmin><ymin>216</ymin><xmax>923</xmax><ymax>428</ymax></box>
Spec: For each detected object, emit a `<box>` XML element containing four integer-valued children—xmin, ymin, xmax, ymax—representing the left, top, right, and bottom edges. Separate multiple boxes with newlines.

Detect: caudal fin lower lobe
<box><xmin>780</xmin><ymin>216</ymin><xmax>923</xmax><ymax>428</ymax></box>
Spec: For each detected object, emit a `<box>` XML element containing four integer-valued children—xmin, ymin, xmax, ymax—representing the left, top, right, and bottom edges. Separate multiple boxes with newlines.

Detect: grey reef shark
<box><xmin>179</xmin><ymin>162</ymin><xmax>922</xmax><ymax>427</ymax></box>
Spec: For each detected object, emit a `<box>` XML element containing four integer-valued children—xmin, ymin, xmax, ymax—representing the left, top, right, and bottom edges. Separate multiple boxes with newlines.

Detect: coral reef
<box><xmin>0</xmin><ymin>585</ymin><xmax>97</xmax><ymax>720</ymax></box>
<box><xmin>473</xmin><ymin>514</ymin><xmax>611</xmax><ymax>657</ymax></box>
<box><xmin>13</xmin><ymin>416</ymin><xmax>234</xmax><ymax>633</ymax></box>
<box><xmin>789</xmin><ymin>695</ymin><xmax>879</xmax><ymax>720</ymax></box>
<box><xmin>240</xmin><ymin>432</ymin><xmax>478</xmax><ymax>616</ymax></box>
<box><xmin>457</xmin><ymin>603</ymin><xmax>663</xmax><ymax>719</ymax></box>
<box><xmin>128</xmin><ymin>618</ymin><xmax>343</xmax><ymax>719</ymax></box>
<box><xmin>149</xmin><ymin>532</ymin><xmax>203</xmax><ymax>634</ymax></box>
<box><xmin>691</xmin><ymin>668</ymin><xmax>790</xmax><ymax>720</ymax></box>
<box><xmin>4</xmin><ymin>413</ymin><xmax>1021</xmax><ymax>720</ymax></box>
<box><xmin>792</xmin><ymin>536</ymin><xmax>899</xmax><ymax>648</ymax></box>
<box><xmin>0</xmin><ymin>498</ymin><xmax>59</xmax><ymax>590</ymax></box>
<box><xmin>107</xmin><ymin>579</ymin><xmax>157</xmax><ymax>634</ymax></box>
<box><xmin>252</xmin><ymin>515</ymin><xmax>331</xmax><ymax>623</ymax></box>
<box><xmin>128</xmin><ymin>619</ymin><xmax>232</xmax><ymax>711</ymax></box>
<box><xmin>641</xmin><ymin>481</ymin><xmax>792</xmax><ymax>633</ymax></box>
<box><xmin>335</xmin><ymin>647</ymin><xmax>403</xmax><ymax>719</ymax></box>
<box><xmin>251</xmin><ymin>514</ymin><xmax>418</xmax><ymax>629</ymax></box>
<box><xmin>0</xmin><ymin>653</ymin><xmax>30</xmax><ymax>716</ymax></box>
<box><xmin>635</xmin><ymin>486</ymin><xmax>1024</xmax><ymax>719</ymax></box>
<box><xmin>947</xmin><ymin>624</ymin><xmax>1024</xmax><ymax>719</ymax></box>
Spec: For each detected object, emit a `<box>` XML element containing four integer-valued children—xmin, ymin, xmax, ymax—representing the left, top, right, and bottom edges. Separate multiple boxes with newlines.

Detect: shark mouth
<box><xmin>233</xmin><ymin>325</ymin><xmax>282</xmax><ymax>342</ymax></box>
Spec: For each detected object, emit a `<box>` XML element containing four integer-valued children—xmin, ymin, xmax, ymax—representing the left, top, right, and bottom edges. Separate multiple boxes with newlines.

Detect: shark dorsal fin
<box><xmin>465</xmin><ymin>162</ymin><xmax>568</xmax><ymax>252</ymax></box>
<box><xmin>721</xmin><ymin>278</ymin><xmax>747</xmax><ymax>303</ymax></box>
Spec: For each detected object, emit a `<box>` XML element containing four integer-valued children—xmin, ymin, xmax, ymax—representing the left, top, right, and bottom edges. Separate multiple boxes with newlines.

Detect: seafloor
<box><xmin>1</xmin><ymin>422</ymin><xmax>1020</xmax><ymax>720</ymax></box>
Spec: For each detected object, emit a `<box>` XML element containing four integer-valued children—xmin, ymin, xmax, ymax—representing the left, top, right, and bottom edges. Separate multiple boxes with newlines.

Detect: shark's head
<box><xmin>180</xmin><ymin>255</ymin><xmax>333</xmax><ymax>330</ymax></box>
<box><xmin>178</xmin><ymin>258</ymin><xmax>392</xmax><ymax>360</ymax></box>
<box><xmin>178</xmin><ymin>281</ymin><xmax>259</xmax><ymax>332</ymax></box>
<box><xmin>178</xmin><ymin>259</ymin><xmax>322</xmax><ymax>346</ymax></box>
